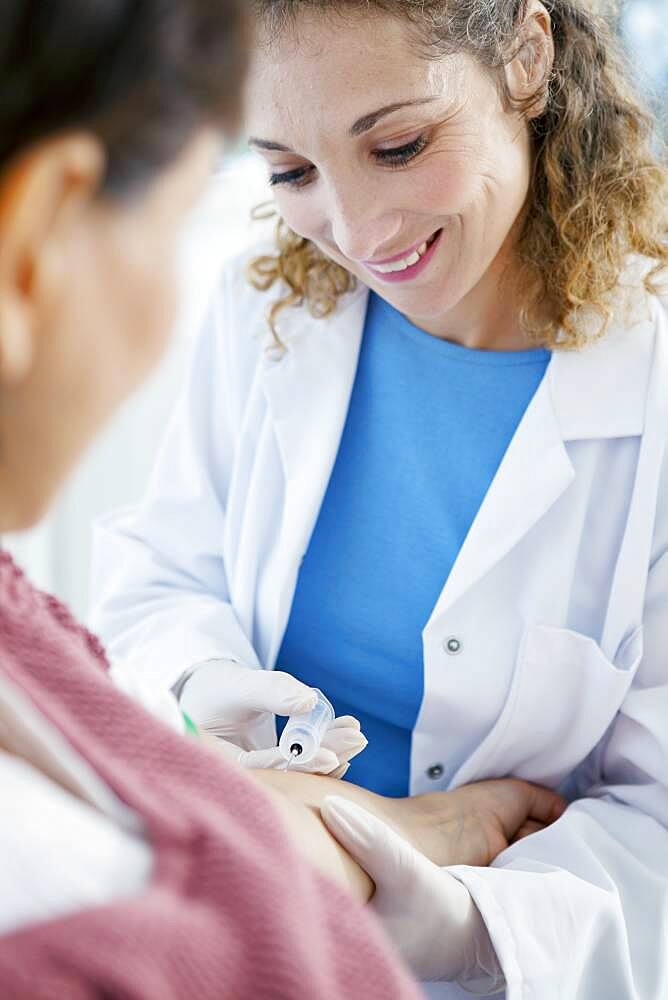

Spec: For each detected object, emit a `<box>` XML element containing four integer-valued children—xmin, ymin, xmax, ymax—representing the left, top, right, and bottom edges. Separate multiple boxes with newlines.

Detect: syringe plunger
<box><xmin>279</xmin><ymin>688</ymin><xmax>334</xmax><ymax>765</ymax></box>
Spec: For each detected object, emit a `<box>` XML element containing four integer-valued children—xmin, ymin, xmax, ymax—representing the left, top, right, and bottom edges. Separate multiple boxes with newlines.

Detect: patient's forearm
<box><xmin>253</xmin><ymin>768</ymin><xmax>387</xmax><ymax>819</ymax></box>
<box><xmin>247</xmin><ymin>769</ymin><xmax>374</xmax><ymax>902</ymax></box>
<box><xmin>250</xmin><ymin>770</ymin><xmax>567</xmax><ymax>873</ymax></box>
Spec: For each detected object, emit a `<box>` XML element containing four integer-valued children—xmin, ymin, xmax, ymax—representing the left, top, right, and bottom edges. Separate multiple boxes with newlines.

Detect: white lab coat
<box><xmin>91</xmin><ymin>247</ymin><xmax>668</xmax><ymax>999</ymax></box>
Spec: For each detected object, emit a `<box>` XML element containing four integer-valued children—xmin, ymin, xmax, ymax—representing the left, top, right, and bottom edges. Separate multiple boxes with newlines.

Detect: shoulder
<box><xmin>212</xmin><ymin>241</ymin><xmax>290</xmax><ymax>356</ymax></box>
<box><xmin>212</xmin><ymin>241</ymin><xmax>274</xmax><ymax>318</ymax></box>
<box><xmin>549</xmin><ymin>267</ymin><xmax>668</xmax><ymax>441</ymax></box>
<box><xmin>603</xmin><ymin>277</ymin><xmax>668</xmax><ymax>434</ymax></box>
<box><xmin>192</xmin><ymin>242</ymin><xmax>281</xmax><ymax>403</ymax></box>
<box><xmin>208</xmin><ymin>241</ymin><xmax>367</xmax><ymax>376</ymax></box>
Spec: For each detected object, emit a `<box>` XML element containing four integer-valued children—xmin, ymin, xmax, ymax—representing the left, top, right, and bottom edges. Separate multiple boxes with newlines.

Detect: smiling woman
<box><xmin>248</xmin><ymin>0</ymin><xmax>666</xmax><ymax>349</ymax></box>
<box><xmin>91</xmin><ymin>1</ymin><xmax>668</xmax><ymax>997</ymax></box>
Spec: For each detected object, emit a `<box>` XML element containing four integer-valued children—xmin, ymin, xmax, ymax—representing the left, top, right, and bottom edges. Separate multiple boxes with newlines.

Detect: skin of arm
<box><xmin>247</xmin><ymin>768</ymin><xmax>566</xmax><ymax>896</ymax></box>
<box><xmin>251</xmin><ymin>768</ymin><xmax>375</xmax><ymax>901</ymax></box>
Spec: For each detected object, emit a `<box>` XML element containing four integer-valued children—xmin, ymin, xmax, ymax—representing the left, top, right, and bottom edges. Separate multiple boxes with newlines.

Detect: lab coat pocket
<box><xmin>451</xmin><ymin>624</ymin><xmax>643</xmax><ymax>789</ymax></box>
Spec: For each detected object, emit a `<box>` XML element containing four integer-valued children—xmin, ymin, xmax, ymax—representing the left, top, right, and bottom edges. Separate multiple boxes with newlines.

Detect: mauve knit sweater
<box><xmin>0</xmin><ymin>550</ymin><xmax>421</xmax><ymax>1000</ymax></box>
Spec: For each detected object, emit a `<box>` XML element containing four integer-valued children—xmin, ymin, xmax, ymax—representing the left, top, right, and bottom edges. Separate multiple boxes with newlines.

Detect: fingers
<box><xmin>201</xmin><ymin>739</ymin><xmax>297</xmax><ymax>771</ymax></box>
<box><xmin>512</xmin><ymin>820</ymin><xmax>545</xmax><ymax>842</ymax></box>
<box><xmin>321</xmin><ymin>795</ymin><xmax>429</xmax><ymax>889</ymax></box>
<box><xmin>181</xmin><ymin>661</ymin><xmax>318</xmax><ymax>725</ymax></box>
<box><xmin>327</xmin><ymin>762</ymin><xmax>351</xmax><ymax>780</ymax></box>
<box><xmin>321</xmin><ymin>719</ymin><xmax>368</xmax><ymax>764</ymax></box>
<box><xmin>482</xmin><ymin>778</ymin><xmax>567</xmax><ymax>840</ymax></box>
<box><xmin>212</xmin><ymin>740</ymin><xmax>343</xmax><ymax>774</ymax></box>
<box><xmin>327</xmin><ymin>715</ymin><xmax>361</xmax><ymax>732</ymax></box>
<box><xmin>203</xmin><ymin>733</ymin><xmax>355</xmax><ymax>777</ymax></box>
<box><xmin>523</xmin><ymin>782</ymin><xmax>568</xmax><ymax>824</ymax></box>
<box><xmin>321</xmin><ymin>795</ymin><xmax>398</xmax><ymax>880</ymax></box>
<box><xmin>237</xmin><ymin>669</ymin><xmax>318</xmax><ymax>717</ymax></box>
<box><xmin>289</xmin><ymin>746</ymin><xmax>341</xmax><ymax>775</ymax></box>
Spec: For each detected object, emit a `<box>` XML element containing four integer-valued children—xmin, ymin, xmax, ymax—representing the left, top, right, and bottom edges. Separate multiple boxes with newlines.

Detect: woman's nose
<box><xmin>327</xmin><ymin>186</ymin><xmax>402</xmax><ymax>263</ymax></box>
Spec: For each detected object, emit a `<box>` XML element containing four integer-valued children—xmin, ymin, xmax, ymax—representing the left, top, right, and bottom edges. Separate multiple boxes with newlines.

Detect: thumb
<box><xmin>321</xmin><ymin>795</ymin><xmax>426</xmax><ymax>890</ymax></box>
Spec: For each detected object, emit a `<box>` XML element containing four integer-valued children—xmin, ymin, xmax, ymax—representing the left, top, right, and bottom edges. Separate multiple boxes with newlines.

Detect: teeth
<box><xmin>371</xmin><ymin>238</ymin><xmax>432</xmax><ymax>274</ymax></box>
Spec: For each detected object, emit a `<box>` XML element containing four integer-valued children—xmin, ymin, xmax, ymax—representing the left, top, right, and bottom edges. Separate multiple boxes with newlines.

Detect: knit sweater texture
<box><xmin>0</xmin><ymin>550</ymin><xmax>421</xmax><ymax>1000</ymax></box>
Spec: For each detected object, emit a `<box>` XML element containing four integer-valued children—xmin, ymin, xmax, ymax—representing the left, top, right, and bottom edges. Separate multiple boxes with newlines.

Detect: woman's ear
<box><xmin>504</xmin><ymin>0</ymin><xmax>555</xmax><ymax>117</ymax></box>
<box><xmin>0</xmin><ymin>134</ymin><xmax>106</xmax><ymax>384</ymax></box>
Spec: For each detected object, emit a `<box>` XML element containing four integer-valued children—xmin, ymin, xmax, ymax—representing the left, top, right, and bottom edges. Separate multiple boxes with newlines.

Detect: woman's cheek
<box><xmin>275</xmin><ymin>190</ymin><xmax>323</xmax><ymax>242</ymax></box>
<box><xmin>412</xmin><ymin>159</ymin><xmax>480</xmax><ymax>219</ymax></box>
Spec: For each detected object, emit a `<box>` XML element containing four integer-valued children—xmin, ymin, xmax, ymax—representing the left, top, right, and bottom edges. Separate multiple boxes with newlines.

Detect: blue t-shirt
<box><xmin>277</xmin><ymin>292</ymin><xmax>550</xmax><ymax>796</ymax></box>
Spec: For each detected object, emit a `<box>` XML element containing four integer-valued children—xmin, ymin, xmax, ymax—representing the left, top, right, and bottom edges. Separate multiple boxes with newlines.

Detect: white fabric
<box><xmin>0</xmin><ymin>674</ymin><xmax>151</xmax><ymax>935</ymax></box>
<box><xmin>90</xmin><ymin>246</ymin><xmax>668</xmax><ymax>998</ymax></box>
<box><xmin>0</xmin><ymin>753</ymin><xmax>152</xmax><ymax>934</ymax></box>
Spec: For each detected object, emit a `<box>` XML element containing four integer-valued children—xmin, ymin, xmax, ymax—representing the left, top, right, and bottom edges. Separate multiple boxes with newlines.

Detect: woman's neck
<box><xmin>406</xmin><ymin>246</ymin><xmax>535</xmax><ymax>353</ymax></box>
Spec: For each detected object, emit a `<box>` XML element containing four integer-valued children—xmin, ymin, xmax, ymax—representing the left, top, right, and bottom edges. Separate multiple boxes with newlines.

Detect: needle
<box><xmin>284</xmin><ymin>745</ymin><xmax>302</xmax><ymax>771</ymax></box>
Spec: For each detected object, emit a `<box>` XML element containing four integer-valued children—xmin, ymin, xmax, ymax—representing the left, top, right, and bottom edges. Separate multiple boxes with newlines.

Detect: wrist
<box><xmin>450</xmin><ymin>881</ymin><xmax>505</xmax><ymax>994</ymax></box>
<box><xmin>379</xmin><ymin>793</ymin><xmax>462</xmax><ymax>868</ymax></box>
<box><xmin>171</xmin><ymin>657</ymin><xmax>237</xmax><ymax>705</ymax></box>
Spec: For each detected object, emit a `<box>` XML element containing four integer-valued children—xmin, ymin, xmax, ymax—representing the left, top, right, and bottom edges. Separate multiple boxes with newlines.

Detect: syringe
<box><xmin>279</xmin><ymin>688</ymin><xmax>334</xmax><ymax>767</ymax></box>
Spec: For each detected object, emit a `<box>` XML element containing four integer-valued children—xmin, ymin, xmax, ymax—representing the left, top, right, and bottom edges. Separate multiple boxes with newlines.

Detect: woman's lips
<box><xmin>364</xmin><ymin>229</ymin><xmax>442</xmax><ymax>284</ymax></box>
<box><xmin>365</xmin><ymin>235</ymin><xmax>431</xmax><ymax>267</ymax></box>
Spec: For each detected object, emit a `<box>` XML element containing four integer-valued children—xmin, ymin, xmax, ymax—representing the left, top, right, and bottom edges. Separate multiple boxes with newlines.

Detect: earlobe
<box><xmin>0</xmin><ymin>295</ymin><xmax>34</xmax><ymax>383</ymax></box>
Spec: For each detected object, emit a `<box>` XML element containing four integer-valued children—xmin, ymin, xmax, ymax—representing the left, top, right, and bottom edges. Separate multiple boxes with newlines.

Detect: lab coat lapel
<box><xmin>427</xmin><ymin>365</ymin><xmax>575</xmax><ymax>623</ymax></box>
<box><xmin>426</xmin><ymin>307</ymin><xmax>652</xmax><ymax>625</ymax></box>
<box><xmin>260</xmin><ymin>286</ymin><xmax>368</xmax><ymax>651</ymax></box>
<box><xmin>259</xmin><ymin>281</ymin><xmax>651</xmax><ymax>656</ymax></box>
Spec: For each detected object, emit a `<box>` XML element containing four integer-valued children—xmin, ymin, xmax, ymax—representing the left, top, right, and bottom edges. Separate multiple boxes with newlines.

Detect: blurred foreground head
<box><xmin>0</xmin><ymin>1</ymin><xmax>247</xmax><ymax>531</ymax></box>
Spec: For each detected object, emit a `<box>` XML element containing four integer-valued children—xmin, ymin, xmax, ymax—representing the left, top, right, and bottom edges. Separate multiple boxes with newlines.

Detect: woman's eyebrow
<box><xmin>349</xmin><ymin>97</ymin><xmax>440</xmax><ymax>136</ymax></box>
<box><xmin>248</xmin><ymin>97</ymin><xmax>440</xmax><ymax>153</ymax></box>
<box><xmin>248</xmin><ymin>137</ymin><xmax>293</xmax><ymax>152</ymax></box>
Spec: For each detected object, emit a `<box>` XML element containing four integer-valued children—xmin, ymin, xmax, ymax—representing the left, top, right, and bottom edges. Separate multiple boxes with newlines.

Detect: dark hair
<box><xmin>250</xmin><ymin>0</ymin><xmax>667</xmax><ymax>350</ymax></box>
<box><xmin>0</xmin><ymin>0</ymin><xmax>247</xmax><ymax>195</ymax></box>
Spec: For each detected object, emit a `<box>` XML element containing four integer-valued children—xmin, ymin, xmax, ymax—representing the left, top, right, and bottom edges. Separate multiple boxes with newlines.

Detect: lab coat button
<box><xmin>444</xmin><ymin>636</ymin><xmax>462</xmax><ymax>655</ymax></box>
<box><xmin>427</xmin><ymin>764</ymin><xmax>444</xmax><ymax>780</ymax></box>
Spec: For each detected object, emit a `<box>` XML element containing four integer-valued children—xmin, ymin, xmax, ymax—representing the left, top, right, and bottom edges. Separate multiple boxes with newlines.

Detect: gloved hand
<box><xmin>320</xmin><ymin>795</ymin><xmax>505</xmax><ymax>992</ymax></box>
<box><xmin>179</xmin><ymin>659</ymin><xmax>367</xmax><ymax>778</ymax></box>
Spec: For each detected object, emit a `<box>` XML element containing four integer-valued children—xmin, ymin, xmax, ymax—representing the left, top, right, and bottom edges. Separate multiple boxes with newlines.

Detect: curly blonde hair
<box><xmin>247</xmin><ymin>0</ymin><xmax>667</xmax><ymax>349</ymax></box>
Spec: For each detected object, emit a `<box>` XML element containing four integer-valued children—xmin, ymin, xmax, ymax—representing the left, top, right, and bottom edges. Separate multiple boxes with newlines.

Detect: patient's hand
<box><xmin>251</xmin><ymin>769</ymin><xmax>566</xmax><ymax>871</ymax></box>
<box><xmin>376</xmin><ymin>778</ymin><xmax>567</xmax><ymax>868</ymax></box>
<box><xmin>205</xmin><ymin>732</ymin><xmax>565</xmax><ymax>901</ymax></box>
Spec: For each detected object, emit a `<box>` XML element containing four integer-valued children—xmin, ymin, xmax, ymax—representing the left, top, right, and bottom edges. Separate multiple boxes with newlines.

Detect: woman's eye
<box><xmin>269</xmin><ymin>165</ymin><xmax>315</xmax><ymax>189</ymax></box>
<box><xmin>374</xmin><ymin>134</ymin><xmax>429</xmax><ymax>167</ymax></box>
<box><xmin>267</xmin><ymin>134</ymin><xmax>429</xmax><ymax>190</ymax></box>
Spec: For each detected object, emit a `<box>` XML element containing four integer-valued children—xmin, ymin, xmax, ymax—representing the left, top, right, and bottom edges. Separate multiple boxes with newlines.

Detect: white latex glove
<box><xmin>320</xmin><ymin>795</ymin><xmax>505</xmax><ymax>992</ymax></box>
<box><xmin>179</xmin><ymin>659</ymin><xmax>367</xmax><ymax>777</ymax></box>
